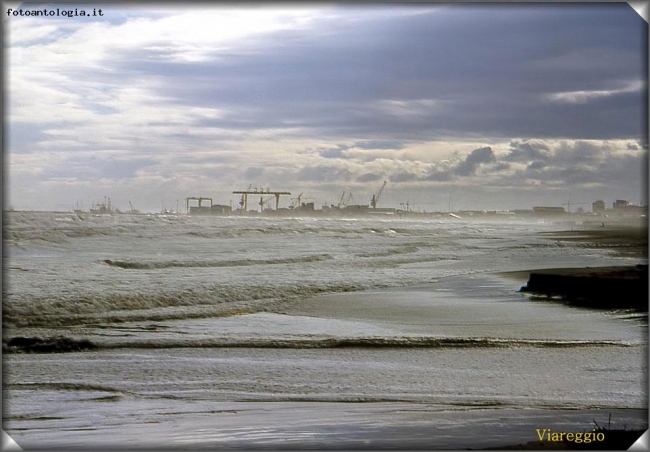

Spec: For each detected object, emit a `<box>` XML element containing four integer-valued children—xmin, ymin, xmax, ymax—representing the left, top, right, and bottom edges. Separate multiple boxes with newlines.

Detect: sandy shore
<box><xmin>540</xmin><ymin>226</ymin><xmax>648</xmax><ymax>258</ymax></box>
<box><xmin>5</xmin><ymin>399</ymin><xmax>646</xmax><ymax>450</ymax></box>
<box><xmin>506</xmin><ymin>227</ymin><xmax>649</xmax><ymax>311</ymax></box>
<box><xmin>485</xmin><ymin>427</ymin><xmax>646</xmax><ymax>450</ymax></box>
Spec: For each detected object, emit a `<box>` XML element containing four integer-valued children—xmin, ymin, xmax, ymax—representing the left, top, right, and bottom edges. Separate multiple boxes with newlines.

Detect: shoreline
<box><xmin>519</xmin><ymin>265</ymin><xmax>648</xmax><ymax>311</ymax></box>
<box><xmin>4</xmin><ymin>400</ymin><xmax>646</xmax><ymax>450</ymax></box>
<box><xmin>511</xmin><ymin>226</ymin><xmax>648</xmax><ymax>311</ymax></box>
<box><xmin>493</xmin><ymin>226</ymin><xmax>649</xmax><ymax>448</ymax></box>
<box><xmin>539</xmin><ymin>226</ymin><xmax>648</xmax><ymax>258</ymax></box>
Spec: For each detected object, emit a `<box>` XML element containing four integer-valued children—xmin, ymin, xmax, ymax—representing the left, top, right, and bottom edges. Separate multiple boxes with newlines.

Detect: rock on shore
<box><xmin>520</xmin><ymin>265</ymin><xmax>648</xmax><ymax>311</ymax></box>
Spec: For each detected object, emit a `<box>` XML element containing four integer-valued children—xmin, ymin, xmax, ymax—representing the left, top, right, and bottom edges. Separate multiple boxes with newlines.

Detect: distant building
<box><xmin>211</xmin><ymin>204</ymin><xmax>231</xmax><ymax>215</ymax></box>
<box><xmin>188</xmin><ymin>202</ymin><xmax>231</xmax><ymax>215</ymax></box>
<box><xmin>613</xmin><ymin>199</ymin><xmax>630</xmax><ymax>210</ymax></box>
<box><xmin>592</xmin><ymin>200</ymin><xmax>605</xmax><ymax>213</ymax></box>
<box><xmin>599</xmin><ymin>199</ymin><xmax>649</xmax><ymax>217</ymax></box>
<box><xmin>533</xmin><ymin>206</ymin><xmax>566</xmax><ymax>215</ymax></box>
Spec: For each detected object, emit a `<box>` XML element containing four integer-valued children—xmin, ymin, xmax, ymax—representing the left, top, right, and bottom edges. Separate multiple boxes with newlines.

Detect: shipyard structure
<box><xmin>186</xmin><ymin>182</ymin><xmax>399</xmax><ymax>217</ymax></box>
<box><xmin>183</xmin><ymin>181</ymin><xmax>422</xmax><ymax>217</ymax></box>
<box><xmin>183</xmin><ymin>184</ymin><xmax>647</xmax><ymax>227</ymax></box>
<box><xmin>75</xmin><ymin>182</ymin><xmax>646</xmax><ymax>228</ymax></box>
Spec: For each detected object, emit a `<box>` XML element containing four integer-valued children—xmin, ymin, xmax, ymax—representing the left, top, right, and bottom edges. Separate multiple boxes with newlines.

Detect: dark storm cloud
<box><xmin>507</xmin><ymin>139</ymin><xmax>612</xmax><ymax>170</ymax></box>
<box><xmin>455</xmin><ymin>147</ymin><xmax>495</xmax><ymax>176</ymax></box>
<box><xmin>424</xmin><ymin>171</ymin><xmax>452</xmax><ymax>182</ymax></box>
<box><xmin>99</xmin><ymin>3</ymin><xmax>646</xmax><ymax>142</ymax></box>
<box><xmin>357</xmin><ymin>173</ymin><xmax>383</xmax><ymax>183</ymax></box>
<box><xmin>553</xmin><ymin>140</ymin><xmax>607</xmax><ymax>166</ymax></box>
<box><xmin>390</xmin><ymin>172</ymin><xmax>419</xmax><ymax>183</ymax></box>
<box><xmin>319</xmin><ymin>145</ymin><xmax>349</xmax><ymax>159</ymax></box>
<box><xmin>506</xmin><ymin>140</ymin><xmax>552</xmax><ymax>162</ymax></box>
<box><xmin>484</xmin><ymin>140</ymin><xmax>644</xmax><ymax>191</ymax></box>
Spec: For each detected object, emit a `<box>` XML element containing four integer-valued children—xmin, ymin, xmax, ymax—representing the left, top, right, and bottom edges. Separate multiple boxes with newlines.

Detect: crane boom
<box><xmin>371</xmin><ymin>181</ymin><xmax>387</xmax><ymax>208</ymax></box>
<box><xmin>338</xmin><ymin>191</ymin><xmax>346</xmax><ymax>209</ymax></box>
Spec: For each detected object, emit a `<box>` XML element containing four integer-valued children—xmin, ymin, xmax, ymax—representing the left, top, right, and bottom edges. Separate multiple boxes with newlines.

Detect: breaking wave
<box><xmin>3</xmin><ymin>336</ymin><xmax>97</xmax><ymax>353</ymax></box>
<box><xmin>102</xmin><ymin>254</ymin><xmax>333</xmax><ymax>270</ymax></box>
<box><xmin>101</xmin><ymin>336</ymin><xmax>637</xmax><ymax>349</ymax></box>
<box><xmin>355</xmin><ymin>245</ymin><xmax>420</xmax><ymax>258</ymax></box>
<box><xmin>2</xmin><ymin>282</ymin><xmax>374</xmax><ymax>327</ymax></box>
<box><xmin>2</xmin><ymin>335</ymin><xmax>636</xmax><ymax>354</ymax></box>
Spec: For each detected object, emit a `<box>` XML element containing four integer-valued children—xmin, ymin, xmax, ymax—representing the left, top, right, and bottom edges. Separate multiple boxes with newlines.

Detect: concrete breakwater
<box><xmin>520</xmin><ymin>265</ymin><xmax>648</xmax><ymax>311</ymax></box>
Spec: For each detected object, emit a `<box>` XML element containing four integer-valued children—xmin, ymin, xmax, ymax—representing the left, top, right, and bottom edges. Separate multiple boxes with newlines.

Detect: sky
<box><xmin>4</xmin><ymin>2</ymin><xmax>649</xmax><ymax>212</ymax></box>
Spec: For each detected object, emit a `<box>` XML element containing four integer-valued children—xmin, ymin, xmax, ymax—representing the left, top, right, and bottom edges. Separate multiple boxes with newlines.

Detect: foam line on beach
<box><xmin>102</xmin><ymin>254</ymin><xmax>333</xmax><ymax>270</ymax></box>
<box><xmin>2</xmin><ymin>335</ymin><xmax>639</xmax><ymax>354</ymax></box>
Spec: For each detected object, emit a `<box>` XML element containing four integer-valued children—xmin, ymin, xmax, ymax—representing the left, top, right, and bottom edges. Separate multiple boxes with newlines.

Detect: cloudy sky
<box><xmin>5</xmin><ymin>3</ymin><xmax>648</xmax><ymax>212</ymax></box>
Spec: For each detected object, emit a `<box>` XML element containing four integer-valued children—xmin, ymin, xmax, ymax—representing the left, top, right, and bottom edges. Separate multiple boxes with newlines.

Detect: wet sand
<box><xmin>539</xmin><ymin>226</ymin><xmax>647</xmax><ymax>258</ymax></box>
<box><xmin>4</xmin><ymin>397</ymin><xmax>646</xmax><ymax>450</ymax></box>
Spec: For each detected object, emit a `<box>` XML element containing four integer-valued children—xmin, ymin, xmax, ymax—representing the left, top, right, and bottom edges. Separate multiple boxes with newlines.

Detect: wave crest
<box><xmin>2</xmin><ymin>282</ymin><xmax>372</xmax><ymax>327</ymax></box>
<box><xmin>3</xmin><ymin>335</ymin><xmax>634</xmax><ymax>354</ymax></box>
<box><xmin>102</xmin><ymin>254</ymin><xmax>333</xmax><ymax>270</ymax></box>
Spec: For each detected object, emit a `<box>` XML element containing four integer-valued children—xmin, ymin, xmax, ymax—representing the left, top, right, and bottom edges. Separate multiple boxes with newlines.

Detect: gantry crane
<box><xmin>291</xmin><ymin>193</ymin><xmax>304</xmax><ymax>209</ymax></box>
<box><xmin>233</xmin><ymin>186</ymin><xmax>291</xmax><ymax>214</ymax></box>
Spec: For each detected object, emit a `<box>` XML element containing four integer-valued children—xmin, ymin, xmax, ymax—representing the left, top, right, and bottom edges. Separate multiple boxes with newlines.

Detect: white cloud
<box><xmin>374</xmin><ymin>99</ymin><xmax>441</xmax><ymax>117</ymax></box>
<box><xmin>6</xmin><ymin>5</ymin><xmax>334</xmax><ymax>124</ymax></box>
<box><xmin>544</xmin><ymin>80</ymin><xmax>644</xmax><ymax>104</ymax></box>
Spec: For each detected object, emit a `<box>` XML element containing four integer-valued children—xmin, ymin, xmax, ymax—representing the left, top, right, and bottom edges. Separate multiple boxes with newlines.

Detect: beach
<box><xmin>3</xmin><ymin>213</ymin><xmax>647</xmax><ymax>449</ymax></box>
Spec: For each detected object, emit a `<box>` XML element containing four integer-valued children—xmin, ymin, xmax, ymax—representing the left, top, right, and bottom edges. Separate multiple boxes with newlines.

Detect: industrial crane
<box><xmin>239</xmin><ymin>184</ymin><xmax>253</xmax><ymax>212</ymax></box>
<box><xmin>259</xmin><ymin>196</ymin><xmax>275</xmax><ymax>212</ymax></box>
<box><xmin>337</xmin><ymin>191</ymin><xmax>354</xmax><ymax>209</ymax></box>
<box><xmin>291</xmin><ymin>193</ymin><xmax>304</xmax><ymax>209</ymax></box>
<box><xmin>370</xmin><ymin>181</ymin><xmax>387</xmax><ymax>208</ymax></box>
<box><xmin>337</xmin><ymin>191</ymin><xmax>346</xmax><ymax>209</ymax></box>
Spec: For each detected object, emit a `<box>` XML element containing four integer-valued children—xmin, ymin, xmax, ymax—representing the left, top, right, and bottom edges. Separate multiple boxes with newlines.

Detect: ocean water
<box><xmin>2</xmin><ymin>211</ymin><xmax>648</xmax><ymax>449</ymax></box>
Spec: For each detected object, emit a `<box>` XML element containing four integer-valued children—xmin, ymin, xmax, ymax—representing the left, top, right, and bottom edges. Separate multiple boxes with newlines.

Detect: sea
<box><xmin>2</xmin><ymin>211</ymin><xmax>648</xmax><ymax>450</ymax></box>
